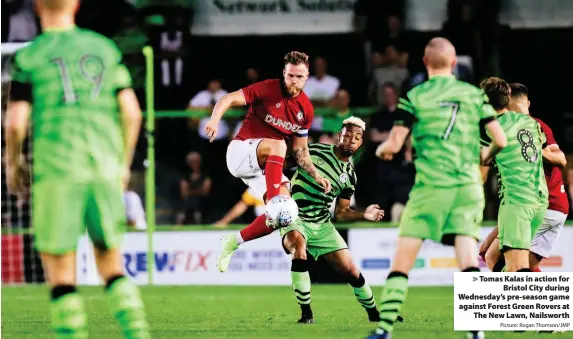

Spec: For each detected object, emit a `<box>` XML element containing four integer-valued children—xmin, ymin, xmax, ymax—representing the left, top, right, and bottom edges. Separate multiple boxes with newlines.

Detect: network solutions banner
<box><xmin>76</xmin><ymin>231</ymin><xmax>292</xmax><ymax>285</ymax></box>
<box><xmin>192</xmin><ymin>0</ymin><xmax>357</xmax><ymax>35</ymax></box>
<box><xmin>349</xmin><ymin>227</ymin><xmax>573</xmax><ymax>287</ymax></box>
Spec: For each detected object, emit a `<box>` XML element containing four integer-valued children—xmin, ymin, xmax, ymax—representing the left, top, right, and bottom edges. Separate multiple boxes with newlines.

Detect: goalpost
<box><xmin>1</xmin><ymin>43</ymin><xmax>157</xmax><ymax>285</ymax></box>
<box><xmin>1</xmin><ymin>42</ymin><xmax>44</xmax><ymax>284</ymax></box>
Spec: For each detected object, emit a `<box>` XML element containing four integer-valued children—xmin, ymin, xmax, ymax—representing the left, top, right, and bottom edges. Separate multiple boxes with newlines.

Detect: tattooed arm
<box><xmin>292</xmin><ymin>136</ymin><xmax>331</xmax><ymax>193</ymax></box>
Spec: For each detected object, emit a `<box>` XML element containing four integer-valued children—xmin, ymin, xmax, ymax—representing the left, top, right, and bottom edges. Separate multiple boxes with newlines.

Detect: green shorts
<box><xmin>497</xmin><ymin>204</ymin><xmax>546</xmax><ymax>251</ymax></box>
<box><xmin>33</xmin><ymin>178</ymin><xmax>126</xmax><ymax>254</ymax></box>
<box><xmin>280</xmin><ymin>219</ymin><xmax>347</xmax><ymax>259</ymax></box>
<box><xmin>399</xmin><ymin>183</ymin><xmax>484</xmax><ymax>245</ymax></box>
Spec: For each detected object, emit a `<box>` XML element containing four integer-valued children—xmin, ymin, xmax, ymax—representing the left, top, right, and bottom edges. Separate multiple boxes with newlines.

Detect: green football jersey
<box><xmin>10</xmin><ymin>27</ymin><xmax>132</xmax><ymax>181</ymax></box>
<box><xmin>396</xmin><ymin>75</ymin><xmax>496</xmax><ymax>187</ymax></box>
<box><xmin>291</xmin><ymin>143</ymin><xmax>356</xmax><ymax>224</ymax></box>
<box><xmin>481</xmin><ymin>111</ymin><xmax>548</xmax><ymax>206</ymax></box>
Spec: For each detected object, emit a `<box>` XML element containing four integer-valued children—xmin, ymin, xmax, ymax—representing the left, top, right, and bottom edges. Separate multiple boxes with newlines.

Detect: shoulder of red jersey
<box><xmin>532</xmin><ymin>116</ymin><xmax>557</xmax><ymax>146</ymax></box>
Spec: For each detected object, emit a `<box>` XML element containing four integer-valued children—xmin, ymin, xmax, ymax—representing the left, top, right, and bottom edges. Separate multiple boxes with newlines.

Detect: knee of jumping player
<box><xmin>258</xmin><ymin>139</ymin><xmax>287</xmax><ymax>160</ymax></box>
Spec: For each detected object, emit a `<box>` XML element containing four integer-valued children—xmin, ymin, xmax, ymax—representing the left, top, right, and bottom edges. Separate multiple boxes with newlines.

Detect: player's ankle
<box><xmin>51</xmin><ymin>285</ymin><xmax>77</xmax><ymax>300</ymax></box>
<box><xmin>105</xmin><ymin>274</ymin><xmax>125</xmax><ymax>290</ymax></box>
<box><xmin>300</xmin><ymin>303</ymin><xmax>312</xmax><ymax>315</ymax></box>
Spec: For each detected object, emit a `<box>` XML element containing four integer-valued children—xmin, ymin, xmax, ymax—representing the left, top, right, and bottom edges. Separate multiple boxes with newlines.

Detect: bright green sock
<box><xmin>106</xmin><ymin>276</ymin><xmax>150</xmax><ymax>339</ymax></box>
<box><xmin>350</xmin><ymin>274</ymin><xmax>376</xmax><ymax>309</ymax></box>
<box><xmin>50</xmin><ymin>292</ymin><xmax>88</xmax><ymax>339</ymax></box>
<box><xmin>377</xmin><ymin>272</ymin><xmax>409</xmax><ymax>333</ymax></box>
<box><xmin>291</xmin><ymin>259</ymin><xmax>311</xmax><ymax>309</ymax></box>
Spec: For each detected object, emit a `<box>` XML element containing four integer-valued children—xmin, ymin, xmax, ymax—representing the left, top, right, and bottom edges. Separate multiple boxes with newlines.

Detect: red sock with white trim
<box><xmin>265</xmin><ymin>155</ymin><xmax>285</xmax><ymax>199</ymax></box>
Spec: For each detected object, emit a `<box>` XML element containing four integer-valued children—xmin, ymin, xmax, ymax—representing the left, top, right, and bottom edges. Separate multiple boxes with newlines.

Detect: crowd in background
<box><xmin>2</xmin><ymin>0</ymin><xmax>573</xmax><ymax>227</ymax></box>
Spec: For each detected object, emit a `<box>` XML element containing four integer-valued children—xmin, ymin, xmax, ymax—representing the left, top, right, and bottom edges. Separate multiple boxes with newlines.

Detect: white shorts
<box><xmin>530</xmin><ymin>209</ymin><xmax>567</xmax><ymax>258</ymax></box>
<box><xmin>226</xmin><ymin>138</ymin><xmax>289</xmax><ymax>201</ymax></box>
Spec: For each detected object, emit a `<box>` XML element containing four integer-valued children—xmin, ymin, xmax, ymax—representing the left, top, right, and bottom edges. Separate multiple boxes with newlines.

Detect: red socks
<box><xmin>238</xmin><ymin>155</ymin><xmax>285</xmax><ymax>243</ymax></box>
<box><xmin>265</xmin><ymin>155</ymin><xmax>285</xmax><ymax>199</ymax></box>
<box><xmin>239</xmin><ymin>215</ymin><xmax>274</xmax><ymax>242</ymax></box>
<box><xmin>532</xmin><ymin>266</ymin><xmax>542</xmax><ymax>272</ymax></box>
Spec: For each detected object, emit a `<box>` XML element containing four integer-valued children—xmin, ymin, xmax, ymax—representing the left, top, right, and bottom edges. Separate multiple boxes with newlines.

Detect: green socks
<box><xmin>377</xmin><ymin>272</ymin><xmax>409</xmax><ymax>333</ymax></box>
<box><xmin>106</xmin><ymin>276</ymin><xmax>150</xmax><ymax>339</ymax></box>
<box><xmin>350</xmin><ymin>273</ymin><xmax>376</xmax><ymax>309</ymax></box>
<box><xmin>50</xmin><ymin>287</ymin><xmax>88</xmax><ymax>339</ymax></box>
<box><xmin>291</xmin><ymin>259</ymin><xmax>311</xmax><ymax>309</ymax></box>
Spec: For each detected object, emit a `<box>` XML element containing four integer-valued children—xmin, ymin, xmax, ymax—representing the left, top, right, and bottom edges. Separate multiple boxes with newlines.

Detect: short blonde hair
<box><xmin>342</xmin><ymin>116</ymin><xmax>366</xmax><ymax>131</ymax></box>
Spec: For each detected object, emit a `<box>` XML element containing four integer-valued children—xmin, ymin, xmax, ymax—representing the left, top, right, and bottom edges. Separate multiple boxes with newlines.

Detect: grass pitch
<box><xmin>2</xmin><ymin>285</ymin><xmax>570</xmax><ymax>339</ymax></box>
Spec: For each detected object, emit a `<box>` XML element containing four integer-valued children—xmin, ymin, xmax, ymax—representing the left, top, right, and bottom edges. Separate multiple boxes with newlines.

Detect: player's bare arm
<box><xmin>375</xmin><ymin>125</ymin><xmax>410</xmax><ymax>161</ymax></box>
<box><xmin>479</xmin><ymin>226</ymin><xmax>499</xmax><ymax>257</ymax></box>
<box><xmin>293</xmin><ymin>135</ymin><xmax>332</xmax><ymax>193</ymax></box>
<box><xmin>5</xmin><ymin>100</ymin><xmax>31</xmax><ymax>195</ymax></box>
<box><xmin>205</xmin><ymin>90</ymin><xmax>246</xmax><ymax>142</ymax></box>
<box><xmin>118</xmin><ymin>88</ymin><xmax>143</xmax><ymax>188</ymax></box>
<box><xmin>335</xmin><ymin>198</ymin><xmax>384</xmax><ymax>222</ymax></box>
<box><xmin>541</xmin><ymin>144</ymin><xmax>567</xmax><ymax>168</ymax></box>
<box><xmin>479</xmin><ymin>164</ymin><xmax>491</xmax><ymax>184</ymax></box>
<box><xmin>480</xmin><ymin>119</ymin><xmax>507</xmax><ymax>165</ymax></box>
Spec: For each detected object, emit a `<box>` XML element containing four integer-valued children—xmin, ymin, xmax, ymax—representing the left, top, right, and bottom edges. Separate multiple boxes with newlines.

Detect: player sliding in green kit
<box><xmin>281</xmin><ymin>117</ymin><xmax>385</xmax><ymax>324</ymax></box>
<box><xmin>5</xmin><ymin>1</ymin><xmax>150</xmax><ymax>338</ymax></box>
<box><xmin>364</xmin><ymin>38</ymin><xmax>507</xmax><ymax>339</ymax></box>
<box><xmin>479</xmin><ymin>77</ymin><xmax>548</xmax><ymax>273</ymax></box>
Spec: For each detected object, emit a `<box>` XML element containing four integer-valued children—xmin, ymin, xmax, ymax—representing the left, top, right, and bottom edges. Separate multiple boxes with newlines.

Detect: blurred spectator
<box><xmin>176</xmin><ymin>152</ymin><xmax>211</xmax><ymax>225</ymax></box>
<box><xmin>373</xmin><ymin>14</ymin><xmax>409</xmax><ymax>59</ymax></box>
<box><xmin>214</xmin><ymin>188</ymin><xmax>265</xmax><ymax>227</ymax></box>
<box><xmin>369</xmin><ymin>82</ymin><xmax>414</xmax><ymax>222</ymax></box>
<box><xmin>353</xmin><ymin>0</ymin><xmax>405</xmax><ymax>73</ymax></box>
<box><xmin>319</xmin><ymin>89</ymin><xmax>353</xmax><ymax>144</ymax></box>
<box><xmin>245</xmin><ymin>68</ymin><xmax>260</xmax><ymax>86</ymax></box>
<box><xmin>188</xmin><ymin>79</ymin><xmax>228</xmax><ymax>111</ymax></box>
<box><xmin>2</xmin><ymin>0</ymin><xmax>38</xmax><ymax>42</ymax></box>
<box><xmin>441</xmin><ymin>0</ymin><xmax>480</xmax><ymax>82</ymax></box>
<box><xmin>304</xmin><ymin>56</ymin><xmax>340</xmax><ymax>107</ymax></box>
<box><xmin>188</xmin><ymin>79</ymin><xmax>230</xmax><ymax>175</ymax></box>
<box><xmin>369</xmin><ymin>46</ymin><xmax>409</xmax><ymax>105</ymax></box>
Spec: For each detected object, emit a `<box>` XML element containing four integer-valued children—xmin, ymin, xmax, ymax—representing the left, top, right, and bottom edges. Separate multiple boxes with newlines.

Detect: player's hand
<box><xmin>204</xmin><ymin>118</ymin><xmax>219</xmax><ymax>143</ymax></box>
<box><xmin>364</xmin><ymin>204</ymin><xmax>385</xmax><ymax>221</ymax></box>
<box><xmin>6</xmin><ymin>155</ymin><xmax>30</xmax><ymax>198</ymax></box>
<box><xmin>375</xmin><ymin>143</ymin><xmax>394</xmax><ymax>161</ymax></box>
<box><xmin>314</xmin><ymin>175</ymin><xmax>331</xmax><ymax>194</ymax></box>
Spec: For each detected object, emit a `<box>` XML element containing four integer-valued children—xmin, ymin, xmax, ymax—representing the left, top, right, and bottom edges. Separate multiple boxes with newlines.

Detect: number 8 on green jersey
<box><xmin>395</xmin><ymin>75</ymin><xmax>496</xmax><ymax>244</ymax></box>
<box><xmin>481</xmin><ymin>111</ymin><xmax>548</xmax><ymax>251</ymax></box>
<box><xmin>10</xmin><ymin>27</ymin><xmax>132</xmax><ymax>254</ymax></box>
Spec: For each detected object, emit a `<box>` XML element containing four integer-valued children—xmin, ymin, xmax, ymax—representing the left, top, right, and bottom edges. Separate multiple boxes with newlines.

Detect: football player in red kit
<box><xmin>480</xmin><ymin>83</ymin><xmax>568</xmax><ymax>273</ymax></box>
<box><xmin>204</xmin><ymin>51</ymin><xmax>331</xmax><ymax>272</ymax></box>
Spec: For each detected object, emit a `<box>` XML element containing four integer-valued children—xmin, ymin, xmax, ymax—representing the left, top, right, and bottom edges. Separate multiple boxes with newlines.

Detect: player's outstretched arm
<box><xmin>205</xmin><ymin>90</ymin><xmax>246</xmax><ymax>142</ymax></box>
<box><xmin>375</xmin><ymin>125</ymin><xmax>410</xmax><ymax>160</ymax></box>
<box><xmin>214</xmin><ymin>201</ymin><xmax>249</xmax><ymax>227</ymax></box>
<box><xmin>292</xmin><ymin>135</ymin><xmax>332</xmax><ymax>193</ymax></box>
<box><xmin>542</xmin><ymin>144</ymin><xmax>567</xmax><ymax>168</ymax></box>
<box><xmin>5</xmin><ymin>100</ymin><xmax>31</xmax><ymax>194</ymax></box>
<box><xmin>118</xmin><ymin>88</ymin><xmax>142</xmax><ymax>170</ymax></box>
<box><xmin>334</xmin><ymin>198</ymin><xmax>384</xmax><ymax>222</ymax></box>
<box><xmin>481</xmin><ymin>120</ymin><xmax>507</xmax><ymax>165</ymax></box>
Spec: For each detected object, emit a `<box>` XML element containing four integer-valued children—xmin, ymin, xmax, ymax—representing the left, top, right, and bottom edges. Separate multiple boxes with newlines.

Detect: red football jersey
<box><xmin>235</xmin><ymin>79</ymin><xmax>314</xmax><ymax>141</ymax></box>
<box><xmin>533</xmin><ymin>117</ymin><xmax>569</xmax><ymax>214</ymax></box>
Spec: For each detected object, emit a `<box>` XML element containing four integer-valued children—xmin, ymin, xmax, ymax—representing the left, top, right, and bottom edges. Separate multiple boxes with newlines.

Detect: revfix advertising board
<box><xmin>76</xmin><ymin>231</ymin><xmax>291</xmax><ymax>285</ymax></box>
